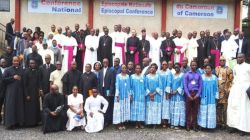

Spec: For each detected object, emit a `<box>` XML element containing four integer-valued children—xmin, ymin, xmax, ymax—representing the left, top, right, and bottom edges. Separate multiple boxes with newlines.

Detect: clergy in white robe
<box><xmin>62</xmin><ymin>30</ymin><xmax>77</xmax><ymax>73</ymax></box>
<box><xmin>38</xmin><ymin>43</ymin><xmax>55</xmax><ymax>64</ymax></box>
<box><xmin>221</xmin><ymin>33</ymin><xmax>238</xmax><ymax>68</ymax></box>
<box><xmin>112</xmin><ymin>28</ymin><xmax>127</xmax><ymax>65</ymax></box>
<box><xmin>83</xmin><ymin>29</ymin><xmax>98</xmax><ymax>72</ymax></box>
<box><xmin>173</xmin><ymin>31</ymin><xmax>187</xmax><ymax>65</ymax></box>
<box><xmin>53</xmin><ymin>27</ymin><xmax>66</xmax><ymax>48</ymax></box>
<box><xmin>186</xmin><ymin>33</ymin><xmax>198</xmax><ymax>65</ymax></box>
<box><xmin>84</xmin><ymin>89</ymin><xmax>109</xmax><ymax>133</ymax></box>
<box><xmin>66</xmin><ymin>86</ymin><xmax>86</xmax><ymax>131</ymax></box>
<box><xmin>149</xmin><ymin>33</ymin><xmax>162</xmax><ymax>68</ymax></box>
<box><xmin>227</xmin><ymin>54</ymin><xmax>250</xmax><ymax>133</ymax></box>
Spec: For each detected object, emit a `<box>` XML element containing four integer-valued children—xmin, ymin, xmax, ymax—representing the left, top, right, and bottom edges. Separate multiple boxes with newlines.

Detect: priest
<box><xmin>126</xmin><ymin>29</ymin><xmax>140</xmax><ymax>65</ymax></box>
<box><xmin>98</xmin><ymin>28</ymin><xmax>113</xmax><ymax>66</ymax></box>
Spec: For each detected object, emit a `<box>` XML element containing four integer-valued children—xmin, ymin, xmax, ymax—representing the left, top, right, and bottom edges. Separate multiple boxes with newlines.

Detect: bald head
<box><xmin>50</xmin><ymin>84</ymin><xmax>59</xmax><ymax>94</ymax></box>
<box><xmin>143</xmin><ymin>58</ymin><xmax>150</xmax><ymax>67</ymax></box>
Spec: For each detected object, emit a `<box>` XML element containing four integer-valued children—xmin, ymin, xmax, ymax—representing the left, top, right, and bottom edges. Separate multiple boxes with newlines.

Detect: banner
<box><xmin>173</xmin><ymin>3</ymin><xmax>228</xmax><ymax>19</ymax></box>
<box><xmin>28</xmin><ymin>0</ymin><xmax>83</xmax><ymax>14</ymax></box>
<box><xmin>100</xmin><ymin>1</ymin><xmax>154</xmax><ymax>16</ymax></box>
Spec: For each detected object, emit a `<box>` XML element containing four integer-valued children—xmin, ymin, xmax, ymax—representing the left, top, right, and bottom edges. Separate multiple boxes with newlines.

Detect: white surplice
<box><xmin>149</xmin><ymin>38</ymin><xmax>162</xmax><ymax>67</ymax></box>
<box><xmin>66</xmin><ymin>94</ymin><xmax>86</xmax><ymax>131</ymax></box>
<box><xmin>111</xmin><ymin>31</ymin><xmax>127</xmax><ymax>64</ymax></box>
<box><xmin>227</xmin><ymin>62</ymin><xmax>250</xmax><ymax>132</ymax></box>
<box><xmin>61</xmin><ymin>36</ymin><xmax>77</xmax><ymax>73</ymax></box>
<box><xmin>221</xmin><ymin>39</ymin><xmax>238</xmax><ymax>67</ymax></box>
<box><xmin>186</xmin><ymin>38</ymin><xmax>198</xmax><ymax>65</ymax></box>
<box><xmin>84</xmin><ymin>95</ymin><xmax>109</xmax><ymax>133</ymax></box>
<box><xmin>53</xmin><ymin>33</ymin><xmax>66</xmax><ymax>47</ymax></box>
<box><xmin>173</xmin><ymin>37</ymin><xmax>187</xmax><ymax>63</ymax></box>
<box><xmin>83</xmin><ymin>35</ymin><xmax>98</xmax><ymax>72</ymax></box>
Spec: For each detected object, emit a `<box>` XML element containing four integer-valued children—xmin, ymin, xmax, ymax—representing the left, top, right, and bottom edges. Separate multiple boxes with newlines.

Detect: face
<box><xmin>203</xmin><ymin>59</ymin><xmax>209</xmax><ymax>66</ymax></box>
<box><xmin>90</xmin><ymin>29</ymin><xmax>95</xmax><ymax>35</ymax></box>
<box><xmin>12</xmin><ymin>57</ymin><xmax>19</xmax><ymax>67</ymax></box>
<box><xmin>174</xmin><ymin>64</ymin><xmax>180</xmax><ymax>72</ymax></box>
<box><xmin>52</xmin><ymin>40</ymin><xmax>57</xmax><ymax>46</ymax></box>
<box><xmin>182</xmin><ymin>58</ymin><xmax>188</xmax><ymax>66</ymax></box>
<box><xmin>187</xmin><ymin>33</ymin><xmax>192</xmax><ymax>39</ymax></box>
<box><xmin>43</xmin><ymin>44</ymin><xmax>48</xmax><ymax>49</ymax></box>
<box><xmin>103</xmin><ymin>59</ymin><xmax>109</xmax><ymax>67</ymax></box>
<box><xmin>72</xmin><ymin>86</ymin><xmax>78</xmax><ymax>94</ymax></box>
<box><xmin>45</xmin><ymin>56</ymin><xmax>51</xmax><ymax>64</ymax></box>
<box><xmin>166</xmin><ymin>32</ymin><xmax>170</xmax><ymax>38</ymax></box>
<box><xmin>219</xmin><ymin>59</ymin><xmax>226</xmax><ymax>66</ymax></box>
<box><xmin>32</xmin><ymin>45</ymin><xmax>37</xmax><ymax>52</ymax></box>
<box><xmin>162</xmin><ymin>61</ymin><xmax>168</xmax><ymax>70</ymax></box>
<box><xmin>6</xmin><ymin>47</ymin><xmax>12</xmax><ymax>54</ymax></box>
<box><xmin>205</xmin><ymin>66</ymin><xmax>212</xmax><ymax>74</ymax></box>
<box><xmin>190</xmin><ymin>62</ymin><xmax>197</xmax><ymax>71</ymax></box>
<box><xmin>67</xmin><ymin>30</ymin><xmax>72</xmax><ymax>37</ymax></box>
<box><xmin>51</xmin><ymin>85</ymin><xmax>59</xmax><ymax>94</ymax></box>
<box><xmin>75</xmin><ymin>24</ymin><xmax>79</xmax><ymax>31</ymax></box>
<box><xmin>85</xmin><ymin>64</ymin><xmax>91</xmax><ymax>72</ymax></box>
<box><xmin>135</xmin><ymin>65</ymin><xmax>141</xmax><ymax>74</ymax></box>
<box><xmin>150</xmin><ymin>65</ymin><xmax>156</xmax><ymax>73</ymax></box>
<box><xmin>71</xmin><ymin>62</ymin><xmax>77</xmax><ymax>70</ymax></box>
<box><xmin>205</xmin><ymin>30</ymin><xmax>210</xmax><ymax>36</ymax></box>
<box><xmin>127</xmin><ymin>62</ymin><xmax>134</xmax><ymax>70</ymax></box>
<box><xmin>92</xmin><ymin>89</ymin><xmax>98</xmax><ymax>97</ymax></box>
<box><xmin>104</xmin><ymin>29</ymin><xmax>109</xmax><ymax>35</ymax></box>
<box><xmin>39</xmin><ymin>36</ymin><xmax>43</xmax><ymax>42</ymax></box>
<box><xmin>131</xmin><ymin>30</ymin><xmax>136</xmax><ymax>37</ymax></box>
<box><xmin>239</xmin><ymin>32</ymin><xmax>244</xmax><ymax>39</ymax></box>
<box><xmin>237</xmin><ymin>54</ymin><xmax>245</xmax><ymax>64</ymax></box>
<box><xmin>121</xmin><ymin>65</ymin><xmax>127</xmax><ymax>73</ymax></box>
<box><xmin>0</xmin><ymin>59</ymin><xmax>7</xmax><ymax>68</ymax></box>
<box><xmin>114</xmin><ymin>59</ymin><xmax>120</xmax><ymax>66</ymax></box>
<box><xmin>193</xmin><ymin>31</ymin><xmax>197</xmax><ymax>38</ymax></box>
<box><xmin>200</xmin><ymin>31</ymin><xmax>205</xmax><ymax>38</ymax></box>
<box><xmin>142</xmin><ymin>58</ymin><xmax>149</xmax><ymax>67</ymax></box>
<box><xmin>56</xmin><ymin>63</ymin><xmax>62</xmax><ymax>70</ymax></box>
<box><xmin>95</xmin><ymin>63</ymin><xmax>101</xmax><ymax>71</ymax></box>
<box><xmin>57</xmin><ymin>27</ymin><xmax>62</xmax><ymax>34</ymax></box>
<box><xmin>168</xmin><ymin>61</ymin><xmax>173</xmax><ymax>69</ymax></box>
<box><xmin>177</xmin><ymin>31</ymin><xmax>182</xmax><ymax>38</ymax></box>
<box><xmin>51</xmin><ymin>25</ymin><xmax>56</xmax><ymax>32</ymax></box>
<box><xmin>29</xmin><ymin>60</ymin><xmax>36</xmax><ymax>69</ymax></box>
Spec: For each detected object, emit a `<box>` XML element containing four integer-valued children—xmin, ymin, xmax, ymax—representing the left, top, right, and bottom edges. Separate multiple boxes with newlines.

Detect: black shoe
<box><xmin>186</xmin><ymin>127</ymin><xmax>190</xmax><ymax>132</ymax></box>
<box><xmin>193</xmin><ymin>127</ymin><xmax>198</xmax><ymax>132</ymax></box>
<box><xmin>228</xmin><ymin>128</ymin><xmax>236</xmax><ymax>133</ymax></box>
<box><xmin>239</xmin><ymin>131</ymin><xmax>246</xmax><ymax>136</ymax></box>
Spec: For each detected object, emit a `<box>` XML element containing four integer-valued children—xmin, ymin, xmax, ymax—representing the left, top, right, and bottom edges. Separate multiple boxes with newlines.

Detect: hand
<box><xmin>188</xmin><ymin>96</ymin><xmax>194</xmax><ymax>101</ymax></box>
<box><xmin>13</xmin><ymin>75</ymin><xmax>21</xmax><ymax>80</ymax></box>
<box><xmin>193</xmin><ymin>95</ymin><xmax>199</xmax><ymax>100</ymax></box>
<box><xmin>130</xmin><ymin>51</ymin><xmax>134</xmax><ymax>54</ymax></box>
<box><xmin>208</xmin><ymin>56</ymin><xmax>211</xmax><ymax>60</ymax></box>
<box><xmin>90</xmin><ymin>112</ymin><xmax>94</xmax><ymax>118</ymax></box>
<box><xmin>39</xmin><ymin>90</ymin><xmax>44</xmax><ymax>97</ymax></box>
<box><xmin>80</xmin><ymin>112</ymin><xmax>84</xmax><ymax>118</ymax></box>
<box><xmin>176</xmin><ymin>50</ymin><xmax>180</xmax><ymax>54</ymax></box>
<box><xmin>26</xmin><ymin>96</ymin><xmax>31</xmax><ymax>101</ymax></box>
<box><xmin>149</xmin><ymin>93</ymin><xmax>154</xmax><ymax>101</ymax></box>
<box><xmin>50</xmin><ymin>112</ymin><xmax>57</xmax><ymax>117</ymax></box>
<box><xmin>166</xmin><ymin>93</ymin><xmax>170</xmax><ymax>100</ymax></box>
<box><xmin>116</xmin><ymin>96</ymin><xmax>120</xmax><ymax>102</ymax></box>
<box><xmin>130</xmin><ymin>95</ymin><xmax>133</xmax><ymax>102</ymax></box>
<box><xmin>90</xmin><ymin>47</ymin><xmax>94</xmax><ymax>51</ymax></box>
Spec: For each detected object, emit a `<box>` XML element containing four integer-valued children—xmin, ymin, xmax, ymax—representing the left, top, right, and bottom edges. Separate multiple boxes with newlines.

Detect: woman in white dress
<box><xmin>66</xmin><ymin>86</ymin><xmax>86</xmax><ymax>131</ymax></box>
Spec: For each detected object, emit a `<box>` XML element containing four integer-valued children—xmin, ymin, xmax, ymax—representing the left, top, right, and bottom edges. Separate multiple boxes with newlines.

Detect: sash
<box><xmin>115</xmin><ymin>42</ymin><xmax>125</xmax><ymax>64</ymax></box>
<box><xmin>58</xmin><ymin>44</ymin><xmax>62</xmax><ymax>48</ymax></box>
<box><xmin>165</xmin><ymin>46</ymin><xmax>174</xmax><ymax>62</ymax></box>
<box><xmin>210</xmin><ymin>49</ymin><xmax>220</xmax><ymax>67</ymax></box>
<box><xmin>128</xmin><ymin>45</ymin><xmax>139</xmax><ymax>64</ymax></box>
<box><xmin>64</xmin><ymin>46</ymin><xmax>74</xmax><ymax>70</ymax></box>
<box><xmin>78</xmin><ymin>43</ymin><xmax>86</xmax><ymax>64</ymax></box>
<box><xmin>175</xmin><ymin>46</ymin><xmax>184</xmax><ymax>65</ymax></box>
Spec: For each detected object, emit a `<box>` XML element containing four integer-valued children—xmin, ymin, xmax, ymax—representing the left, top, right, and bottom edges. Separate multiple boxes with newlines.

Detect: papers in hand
<box><xmin>73</xmin><ymin>115</ymin><xmax>81</xmax><ymax>122</ymax></box>
<box><xmin>54</xmin><ymin>105</ymin><xmax>64</xmax><ymax>113</ymax></box>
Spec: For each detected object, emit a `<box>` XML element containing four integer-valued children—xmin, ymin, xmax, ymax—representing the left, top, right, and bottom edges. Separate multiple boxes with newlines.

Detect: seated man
<box><xmin>42</xmin><ymin>84</ymin><xmax>67</xmax><ymax>134</ymax></box>
<box><xmin>84</xmin><ymin>88</ymin><xmax>109</xmax><ymax>133</ymax></box>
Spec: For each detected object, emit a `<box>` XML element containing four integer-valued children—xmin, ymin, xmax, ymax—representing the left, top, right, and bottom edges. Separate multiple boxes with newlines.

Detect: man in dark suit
<box><xmin>98</xmin><ymin>28</ymin><xmax>112</xmax><ymax>66</ymax></box>
<box><xmin>5</xmin><ymin>18</ymin><xmax>15</xmax><ymax>46</ymax></box>
<box><xmin>39</xmin><ymin>54</ymin><xmax>56</xmax><ymax>96</ymax></box>
<box><xmin>98</xmin><ymin>58</ymin><xmax>115</xmax><ymax>126</ymax></box>
<box><xmin>235</xmin><ymin>32</ymin><xmax>249</xmax><ymax>58</ymax></box>
<box><xmin>0</xmin><ymin>58</ymin><xmax>7</xmax><ymax>123</ymax></box>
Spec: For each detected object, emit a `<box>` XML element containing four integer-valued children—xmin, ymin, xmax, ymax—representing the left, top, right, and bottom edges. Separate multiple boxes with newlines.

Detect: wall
<box><xmin>166</xmin><ymin>0</ymin><xmax>235</xmax><ymax>36</ymax></box>
<box><xmin>93</xmin><ymin>0</ymin><xmax>162</xmax><ymax>35</ymax></box>
<box><xmin>20</xmin><ymin>0</ymin><xmax>89</xmax><ymax>36</ymax></box>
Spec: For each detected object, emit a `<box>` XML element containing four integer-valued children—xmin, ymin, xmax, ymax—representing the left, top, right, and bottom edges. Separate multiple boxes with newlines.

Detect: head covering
<box><xmin>220</xmin><ymin>56</ymin><xmax>226</xmax><ymax>60</ymax></box>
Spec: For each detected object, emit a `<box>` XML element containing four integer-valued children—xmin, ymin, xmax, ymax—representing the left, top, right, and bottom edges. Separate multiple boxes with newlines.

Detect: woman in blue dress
<box><xmin>130</xmin><ymin>64</ymin><xmax>146</xmax><ymax>129</ymax></box>
<box><xmin>159</xmin><ymin>61</ymin><xmax>172</xmax><ymax>128</ymax></box>
<box><xmin>198</xmin><ymin>64</ymin><xmax>218</xmax><ymax>129</ymax></box>
<box><xmin>169</xmin><ymin>63</ymin><xmax>185</xmax><ymax>128</ymax></box>
<box><xmin>113</xmin><ymin>64</ymin><xmax>131</xmax><ymax>130</ymax></box>
<box><xmin>145</xmin><ymin>63</ymin><xmax>162</xmax><ymax>125</ymax></box>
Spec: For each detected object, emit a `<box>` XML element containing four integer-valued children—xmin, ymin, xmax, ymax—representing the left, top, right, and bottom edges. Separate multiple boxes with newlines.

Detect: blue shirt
<box><xmin>183</xmin><ymin>70</ymin><xmax>202</xmax><ymax>97</ymax></box>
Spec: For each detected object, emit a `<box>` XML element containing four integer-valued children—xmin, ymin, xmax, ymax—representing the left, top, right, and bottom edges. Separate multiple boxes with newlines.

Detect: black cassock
<box><xmin>73</xmin><ymin>31</ymin><xmax>86</xmax><ymax>72</ymax></box>
<box><xmin>3</xmin><ymin>66</ymin><xmax>25</xmax><ymax>127</ymax></box>
<box><xmin>26</xmin><ymin>52</ymin><xmax>43</xmax><ymax>68</ymax></box>
<box><xmin>197</xmin><ymin>38</ymin><xmax>208</xmax><ymax>68</ymax></box>
<box><xmin>126</xmin><ymin>36</ymin><xmax>140</xmax><ymax>64</ymax></box>
<box><xmin>138</xmin><ymin>39</ymin><xmax>150</xmax><ymax>66</ymax></box>
<box><xmin>39</xmin><ymin>64</ymin><xmax>56</xmax><ymax>95</ymax></box>
<box><xmin>160</xmin><ymin>39</ymin><xmax>176</xmax><ymax>62</ymax></box>
<box><xmin>207</xmin><ymin>38</ymin><xmax>221</xmax><ymax>68</ymax></box>
<box><xmin>42</xmin><ymin>93</ymin><xmax>67</xmax><ymax>133</ymax></box>
<box><xmin>98</xmin><ymin>35</ymin><xmax>113</xmax><ymax>66</ymax></box>
<box><xmin>80</xmin><ymin>72</ymin><xmax>98</xmax><ymax>100</ymax></box>
<box><xmin>23</xmin><ymin>68</ymin><xmax>41</xmax><ymax>126</ymax></box>
<box><xmin>0</xmin><ymin>53</ymin><xmax>14</xmax><ymax>67</ymax></box>
<box><xmin>61</xmin><ymin>69</ymin><xmax>82</xmax><ymax>96</ymax></box>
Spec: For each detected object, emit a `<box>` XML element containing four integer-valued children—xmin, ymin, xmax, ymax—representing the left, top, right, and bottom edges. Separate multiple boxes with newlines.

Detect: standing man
<box><xmin>207</xmin><ymin>32</ymin><xmax>221</xmax><ymax>68</ymax></box>
<box><xmin>183</xmin><ymin>61</ymin><xmax>202</xmax><ymax>132</ymax></box>
<box><xmin>215</xmin><ymin>56</ymin><xmax>233</xmax><ymax>129</ymax></box>
<box><xmin>112</xmin><ymin>24</ymin><xmax>127</xmax><ymax>65</ymax></box>
<box><xmin>227</xmin><ymin>53</ymin><xmax>250</xmax><ymax>136</ymax></box>
<box><xmin>139</xmin><ymin>29</ymin><xmax>150</xmax><ymax>67</ymax></box>
<box><xmin>149</xmin><ymin>32</ymin><xmax>162</xmax><ymax>68</ymax></box>
<box><xmin>40</xmin><ymin>54</ymin><xmax>56</xmax><ymax>95</ymax></box>
<box><xmin>235</xmin><ymin>32</ymin><xmax>248</xmax><ymax>58</ymax></box>
<box><xmin>62</xmin><ymin>30</ymin><xmax>78</xmax><ymax>72</ymax></box>
<box><xmin>72</xmin><ymin>24</ymin><xmax>83</xmax><ymax>72</ymax></box>
<box><xmin>38</xmin><ymin>42</ymin><xmax>54</xmax><ymax>64</ymax></box>
<box><xmin>53</xmin><ymin>27</ymin><xmax>66</xmax><ymax>48</ymax></box>
<box><xmin>141</xmin><ymin>57</ymin><xmax>151</xmax><ymax>76</ymax></box>
<box><xmin>50</xmin><ymin>61</ymin><xmax>65</xmax><ymax>94</ymax></box>
<box><xmin>160</xmin><ymin>32</ymin><xmax>176</xmax><ymax>63</ymax></box>
<box><xmin>3</xmin><ymin>57</ymin><xmax>25</xmax><ymax>129</ymax></box>
<box><xmin>61</xmin><ymin>61</ymin><xmax>82</xmax><ymax>96</ymax></box>
<box><xmin>98</xmin><ymin>28</ymin><xmax>113</xmax><ymax>66</ymax></box>
<box><xmin>98</xmin><ymin>58</ymin><xmax>115</xmax><ymax>127</ymax></box>
<box><xmin>5</xmin><ymin>18</ymin><xmax>15</xmax><ymax>46</ymax></box>
<box><xmin>126</xmin><ymin>29</ymin><xmax>140</xmax><ymax>64</ymax></box>
<box><xmin>173</xmin><ymin>30</ymin><xmax>187</xmax><ymax>65</ymax></box>
<box><xmin>0</xmin><ymin>46</ymin><xmax>14</xmax><ymax>67</ymax></box>
<box><xmin>26</xmin><ymin>45</ymin><xmax>43</xmax><ymax>68</ymax></box>
<box><xmin>83</xmin><ymin>29</ymin><xmax>98</xmax><ymax>72</ymax></box>
<box><xmin>197</xmin><ymin>31</ymin><xmax>208</xmax><ymax>68</ymax></box>
<box><xmin>0</xmin><ymin>58</ymin><xmax>7</xmax><ymax>123</ymax></box>
<box><xmin>186</xmin><ymin>32</ymin><xmax>198</xmax><ymax>65</ymax></box>
<box><xmin>80</xmin><ymin>64</ymin><xmax>98</xmax><ymax>100</ymax></box>
<box><xmin>180</xmin><ymin>57</ymin><xmax>190</xmax><ymax>74</ymax></box>
<box><xmin>50</xmin><ymin>40</ymin><xmax>62</xmax><ymax>64</ymax></box>
<box><xmin>23</xmin><ymin>60</ymin><xmax>42</xmax><ymax>126</ymax></box>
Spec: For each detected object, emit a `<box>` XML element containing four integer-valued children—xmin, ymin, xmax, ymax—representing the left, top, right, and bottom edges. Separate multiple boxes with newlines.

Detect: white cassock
<box><xmin>46</xmin><ymin>39</ymin><xmax>53</xmax><ymax>48</ymax></box>
<box><xmin>84</xmin><ymin>95</ymin><xmax>109</xmax><ymax>133</ymax></box>
<box><xmin>61</xmin><ymin>36</ymin><xmax>77</xmax><ymax>73</ymax></box>
<box><xmin>38</xmin><ymin>48</ymin><xmax>55</xmax><ymax>64</ymax></box>
<box><xmin>221</xmin><ymin>39</ymin><xmax>238</xmax><ymax>68</ymax></box>
<box><xmin>35</xmin><ymin>42</ymin><xmax>43</xmax><ymax>52</ymax></box>
<box><xmin>53</xmin><ymin>33</ymin><xmax>66</xmax><ymax>47</ymax></box>
<box><xmin>186</xmin><ymin>38</ymin><xmax>198</xmax><ymax>65</ymax></box>
<box><xmin>227</xmin><ymin>62</ymin><xmax>250</xmax><ymax>132</ymax></box>
<box><xmin>83</xmin><ymin>35</ymin><xmax>98</xmax><ymax>72</ymax></box>
<box><xmin>149</xmin><ymin>38</ymin><xmax>162</xmax><ymax>68</ymax></box>
<box><xmin>66</xmin><ymin>94</ymin><xmax>86</xmax><ymax>131</ymax></box>
<box><xmin>173</xmin><ymin>37</ymin><xmax>187</xmax><ymax>64</ymax></box>
<box><xmin>112</xmin><ymin>31</ymin><xmax>127</xmax><ymax>64</ymax></box>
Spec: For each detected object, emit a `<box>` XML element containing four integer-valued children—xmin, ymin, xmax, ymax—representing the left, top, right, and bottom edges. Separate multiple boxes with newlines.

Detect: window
<box><xmin>0</xmin><ymin>0</ymin><xmax>10</xmax><ymax>12</ymax></box>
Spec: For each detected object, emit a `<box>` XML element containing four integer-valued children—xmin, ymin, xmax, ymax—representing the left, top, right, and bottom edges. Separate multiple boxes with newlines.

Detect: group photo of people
<box><xmin>1</xmin><ymin>18</ymin><xmax>250</xmax><ymax>136</ymax></box>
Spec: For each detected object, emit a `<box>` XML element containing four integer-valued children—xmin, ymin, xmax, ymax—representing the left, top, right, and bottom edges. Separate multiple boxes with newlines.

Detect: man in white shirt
<box><xmin>186</xmin><ymin>32</ymin><xmax>198</xmax><ymax>65</ymax></box>
<box><xmin>84</xmin><ymin>88</ymin><xmax>108</xmax><ymax>133</ymax></box>
<box><xmin>49</xmin><ymin>61</ymin><xmax>65</xmax><ymax>93</ymax></box>
<box><xmin>38</xmin><ymin>42</ymin><xmax>54</xmax><ymax>64</ymax></box>
<box><xmin>53</xmin><ymin>27</ymin><xmax>66</xmax><ymax>48</ymax></box>
<box><xmin>149</xmin><ymin>32</ymin><xmax>162</xmax><ymax>67</ymax></box>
